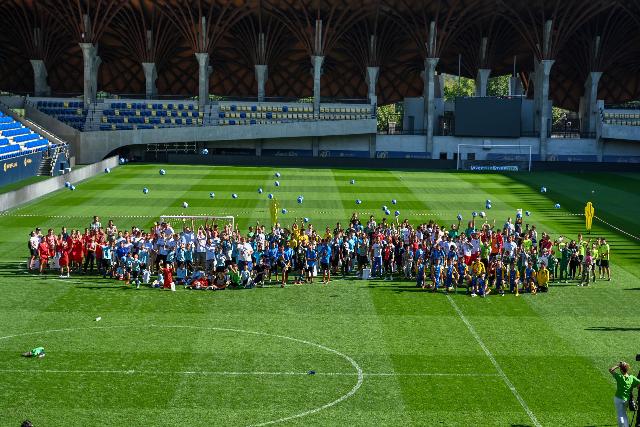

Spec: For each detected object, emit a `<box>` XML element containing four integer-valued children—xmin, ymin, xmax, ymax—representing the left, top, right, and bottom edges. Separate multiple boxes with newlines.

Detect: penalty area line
<box><xmin>446</xmin><ymin>295</ymin><xmax>542</xmax><ymax>427</ymax></box>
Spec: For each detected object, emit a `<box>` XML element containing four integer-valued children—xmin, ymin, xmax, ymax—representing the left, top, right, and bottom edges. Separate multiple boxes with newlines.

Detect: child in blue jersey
<box><xmin>184</xmin><ymin>243</ymin><xmax>194</xmax><ymax>270</ymax></box>
<box><xmin>123</xmin><ymin>253</ymin><xmax>135</xmax><ymax>286</ymax></box>
<box><xmin>416</xmin><ymin>258</ymin><xmax>426</xmax><ymax>288</ymax></box>
<box><xmin>306</xmin><ymin>244</ymin><xmax>318</xmax><ymax>284</ymax></box>
<box><xmin>431</xmin><ymin>257</ymin><xmax>443</xmax><ymax>291</ymax></box>
<box><xmin>138</xmin><ymin>246</ymin><xmax>149</xmax><ymax>274</ymax></box>
<box><xmin>319</xmin><ymin>240</ymin><xmax>332</xmax><ymax>284</ymax></box>
<box><xmin>101</xmin><ymin>242</ymin><xmax>113</xmax><ymax>278</ymax></box>
<box><xmin>457</xmin><ymin>258</ymin><xmax>469</xmax><ymax>292</ymax></box>
<box><xmin>524</xmin><ymin>261</ymin><xmax>536</xmax><ymax>293</ymax></box>
<box><xmin>444</xmin><ymin>258</ymin><xmax>456</xmax><ymax>293</ymax></box>
<box><xmin>175</xmin><ymin>265</ymin><xmax>188</xmax><ymax>287</ymax></box>
<box><xmin>130</xmin><ymin>253</ymin><xmax>141</xmax><ymax>288</ymax></box>
<box><xmin>475</xmin><ymin>272</ymin><xmax>487</xmax><ymax>297</ymax></box>
<box><xmin>175</xmin><ymin>244</ymin><xmax>186</xmax><ymax>268</ymax></box>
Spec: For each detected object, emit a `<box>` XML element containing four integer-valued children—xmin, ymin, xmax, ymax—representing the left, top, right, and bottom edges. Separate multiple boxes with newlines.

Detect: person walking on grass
<box><xmin>609</xmin><ymin>361</ymin><xmax>640</xmax><ymax>427</ymax></box>
<box><xmin>600</xmin><ymin>238</ymin><xmax>611</xmax><ymax>281</ymax></box>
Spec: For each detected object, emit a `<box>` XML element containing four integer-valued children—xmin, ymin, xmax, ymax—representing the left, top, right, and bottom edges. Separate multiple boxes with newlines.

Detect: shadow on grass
<box><xmin>585</xmin><ymin>326</ymin><xmax>640</xmax><ymax>332</ymax></box>
<box><xmin>624</xmin><ymin>288</ymin><xmax>640</xmax><ymax>291</ymax></box>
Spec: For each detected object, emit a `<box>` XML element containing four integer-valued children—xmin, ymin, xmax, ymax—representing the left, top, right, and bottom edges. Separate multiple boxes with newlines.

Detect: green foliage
<box><xmin>376</xmin><ymin>103</ymin><xmax>403</xmax><ymax>132</ymax></box>
<box><xmin>443</xmin><ymin>75</ymin><xmax>475</xmax><ymax>102</ymax></box>
<box><xmin>552</xmin><ymin>107</ymin><xmax>569</xmax><ymax>125</ymax></box>
<box><xmin>487</xmin><ymin>75</ymin><xmax>511</xmax><ymax>97</ymax></box>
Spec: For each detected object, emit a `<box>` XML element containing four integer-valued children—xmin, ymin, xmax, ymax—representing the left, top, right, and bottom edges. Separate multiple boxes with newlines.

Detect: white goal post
<box><xmin>159</xmin><ymin>215</ymin><xmax>235</xmax><ymax>230</ymax></box>
<box><xmin>456</xmin><ymin>144</ymin><xmax>533</xmax><ymax>172</ymax></box>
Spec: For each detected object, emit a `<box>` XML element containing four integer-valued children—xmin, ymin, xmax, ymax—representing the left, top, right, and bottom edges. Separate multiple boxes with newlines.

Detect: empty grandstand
<box><xmin>0</xmin><ymin>0</ymin><xmax>637</xmax><ymax>166</ymax></box>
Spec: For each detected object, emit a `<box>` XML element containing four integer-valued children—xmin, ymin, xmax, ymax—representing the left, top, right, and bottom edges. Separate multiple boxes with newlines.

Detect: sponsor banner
<box><xmin>547</xmin><ymin>154</ymin><xmax>599</xmax><ymax>162</ymax></box>
<box><xmin>0</xmin><ymin>151</ymin><xmax>43</xmax><ymax>187</ymax></box>
<box><xmin>376</xmin><ymin>151</ymin><xmax>430</xmax><ymax>159</ymax></box>
<box><xmin>470</xmin><ymin>165</ymin><xmax>520</xmax><ymax>172</ymax></box>
<box><xmin>262</xmin><ymin>149</ymin><xmax>313</xmax><ymax>157</ymax></box>
<box><xmin>602</xmin><ymin>155</ymin><xmax>640</xmax><ymax>164</ymax></box>
<box><xmin>319</xmin><ymin>150</ymin><xmax>369</xmax><ymax>158</ymax></box>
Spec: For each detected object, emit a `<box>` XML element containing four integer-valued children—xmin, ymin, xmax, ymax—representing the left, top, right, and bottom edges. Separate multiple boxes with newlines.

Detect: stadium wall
<box><xmin>0</xmin><ymin>156</ymin><xmax>119</xmax><ymax>212</ymax></box>
<box><xmin>76</xmin><ymin>119</ymin><xmax>377</xmax><ymax>163</ymax></box>
<box><xmin>0</xmin><ymin>151</ymin><xmax>44</xmax><ymax>187</ymax></box>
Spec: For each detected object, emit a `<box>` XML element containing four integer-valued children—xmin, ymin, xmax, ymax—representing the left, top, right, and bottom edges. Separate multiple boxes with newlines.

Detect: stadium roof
<box><xmin>1</xmin><ymin>0</ymin><xmax>639</xmax><ymax>110</ymax></box>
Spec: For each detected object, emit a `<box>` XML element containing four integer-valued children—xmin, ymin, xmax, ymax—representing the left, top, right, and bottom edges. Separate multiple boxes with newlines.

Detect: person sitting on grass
<box><xmin>21</xmin><ymin>347</ymin><xmax>45</xmax><ymax>358</ymax></box>
<box><xmin>240</xmin><ymin>263</ymin><xmax>253</xmax><ymax>288</ymax></box>
<box><xmin>536</xmin><ymin>262</ymin><xmax>550</xmax><ymax>293</ymax></box>
<box><xmin>228</xmin><ymin>263</ymin><xmax>241</xmax><ymax>288</ymax></box>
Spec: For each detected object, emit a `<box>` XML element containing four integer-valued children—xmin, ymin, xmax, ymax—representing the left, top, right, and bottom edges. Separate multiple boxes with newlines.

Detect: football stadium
<box><xmin>0</xmin><ymin>1</ymin><xmax>640</xmax><ymax>426</ymax></box>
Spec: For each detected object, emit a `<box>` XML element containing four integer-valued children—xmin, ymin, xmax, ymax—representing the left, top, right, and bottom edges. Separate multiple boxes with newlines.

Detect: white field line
<box><xmin>0</xmin><ymin>368</ymin><xmax>498</xmax><ymax>378</ymax></box>
<box><xmin>446</xmin><ymin>295</ymin><xmax>542</xmax><ymax>427</ymax></box>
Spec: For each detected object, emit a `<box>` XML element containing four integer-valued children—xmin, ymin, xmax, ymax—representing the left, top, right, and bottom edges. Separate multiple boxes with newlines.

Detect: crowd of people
<box><xmin>27</xmin><ymin>213</ymin><xmax>612</xmax><ymax>296</ymax></box>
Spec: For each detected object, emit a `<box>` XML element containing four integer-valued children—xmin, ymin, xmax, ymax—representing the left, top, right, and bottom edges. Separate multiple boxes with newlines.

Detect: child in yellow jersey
<box><xmin>536</xmin><ymin>262</ymin><xmax>550</xmax><ymax>292</ymax></box>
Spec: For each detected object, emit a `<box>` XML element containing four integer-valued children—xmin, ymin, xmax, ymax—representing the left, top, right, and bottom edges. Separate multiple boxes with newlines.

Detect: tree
<box><xmin>443</xmin><ymin>74</ymin><xmax>475</xmax><ymax>102</ymax></box>
<box><xmin>487</xmin><ymin>75</ymin><xmax>510</xmax><ymax>97</ymax></box>
<box><xmin>377</xmin><ymin>103</ymin><xmax>403</xmax><ymax>132</ymax></box>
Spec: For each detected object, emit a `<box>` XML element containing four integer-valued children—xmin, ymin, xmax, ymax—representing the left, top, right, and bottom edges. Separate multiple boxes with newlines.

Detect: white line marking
<box><xmin>446</xmin><ymin>295</ymin><xmax>542</xmax><ymax>427</ymax></box>
<box><xmin>0</xmin><ymin>324</ymin><xmax>363</xmax><ymax>427</ymax></box>
<box><xmin>0</xmin><ymin>368</ymin><xmax>498</xmax><ymax>378</ymax></box>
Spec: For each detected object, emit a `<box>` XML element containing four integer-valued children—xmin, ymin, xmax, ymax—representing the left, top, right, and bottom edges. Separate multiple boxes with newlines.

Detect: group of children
<box><xmin>27</xmin><ymin>212</ymin><xmax>611</xmax><ymax>296</ymax></box>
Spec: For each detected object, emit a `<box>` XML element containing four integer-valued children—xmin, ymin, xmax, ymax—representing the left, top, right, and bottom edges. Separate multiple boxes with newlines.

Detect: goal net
<box><xmin>457</xmin><ymin>144</ymin><xmax>532</xmax><ymax>172</ymax></box>
<box><xmin>159</xmin><ymin>215</ymin><xmax>235</xmax><ymax>232</ymax></box>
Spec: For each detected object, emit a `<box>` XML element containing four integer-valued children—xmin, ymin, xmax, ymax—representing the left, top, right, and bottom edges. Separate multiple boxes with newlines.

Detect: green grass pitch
<box><xmin>0</xmin><ymin>164</ymin><xmax>639</xmax><ymax>426</ymax></box>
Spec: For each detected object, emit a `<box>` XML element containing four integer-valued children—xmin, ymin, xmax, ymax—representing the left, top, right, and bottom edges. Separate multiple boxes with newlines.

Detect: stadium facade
<box><xmin>0</xmin><ymin>0</ymin><xmax>639</xmax><ymax>167</ymax></box>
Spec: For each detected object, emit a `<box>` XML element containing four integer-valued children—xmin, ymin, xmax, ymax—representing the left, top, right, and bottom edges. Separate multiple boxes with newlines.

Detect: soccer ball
<box><xmin>268</xmin><ymin>193</ymin><xmax>274</xmax><ymax>200</ymax></box>
<box><xmin>64</xmin><ymin>181</ymin><xmax>71</xmax><ymax>188</ymax></box>
<box><xmin>274</xmin><ymin>181</ymin><xmax>280</xmax><ymax>187</ymax></box>
<box><xmin>209</xmin><ymin>192</ymin><xmax>215</xmax><ymax>199</ymax></box>
<box><xmin>391</xmin><ymin>199</ymin><xmax>397</xmax><ymax>205</ymax></box>
<box><xmin>258</xmin><ymin>188</ymin><xmax>263</xmax><ymax>194</ymax></box>
<box><xmin>395</xmin><ymin>210</ymin><xmax>400</xmax><ymax>217</ymax></box>
<box><xmin>356</xmin><ymin>199</ymin><xmax>362</xmax><ymax>205</ymax></box>
<box><xmin>457</xmin><ymin>214</ymin><xmax>463</xmax><ymax>221</ymax></box>
<box><xmin>201</xmin><ymin>148</ymin><xmax>209</xmax><ymax>155</ymax></box>
<box><xmin>480</xmin><ymin>211</ymin><xmax>486</xmax><ymax>218</ymax></box>
<box><xmin>304</xmin><ymin>217</ymin><xmax>310</xmax><ymax>223</ymax></box>
<box><xmin>281</xmin><ymin>208</ymin><xmax>288</xmax><ymax>214</ymax></box>
<box><xmin>297</xmin><ymin>196</ymin><xmax>303</xmax><ymax>204</ymax></box>
<box><xmin>119</xmin><ymin>158</ymin><xmax>126</xmax><ymax>164</ymax></box>
<box><xmin>541</xmin><ymin>186</ymin><xmax>547</xmax><ymax>193</ymax></box>
<box><xmin>472</xmin><ymin>211</ymin><xmax>478</xmax><ymax>217</ymax></box>
<box><xmin>70</xmin><ymin>185</ymin><xmax>76</xmax><ymax>191</ymax></box>
<box><xmin>143</xmin><ymin>188</ymin><xmax>149</xmax><ymax>194</ymax></box>
<box><xmin>516</xmin><ymin>212</ymin><xmax>522</xmax><ymax>218</ymax></box>
<box><xmin>525</xmin><ymin>210</ymin><xmax>531</xmax><ymax>217</ymax></box>
<box><xmin>382</xmin><ymin>205</ymin><xmax>388</xmax><ymax>211</ymax></box>
<box><xmin>385</xmin><ymin>210</ymin><xmax>391</xmax><ymax>216</ymax></box>
<box><xmin>232</xmin><ymin>193</ymin><xmax>238</xmax><ymax>199</ymax></box>
<box><xmin>554</xmin><ymin>203</ymin><xmax>561</xmax><ymax>209</ymax></box>
<box><xmin>350</xmin><ymin>179</ymin><xmax>355</xmax><ymax>184</ymax></box>
<box><xmin>275</xmin><ymin>172</ymin><xmax>281</xmax><ymax>178</ymax></box>
<box><xmin>159</xmin><ymin>169</ymin><xmax>166</xmax><ymax>176</ymax></box>
<box><xmin>182</xmin><ymin>202</ymin><xmax>188</xmax><ymax>208</ymax></box>
<box><xmin>486</xmin><ymin>203</ymin><xmax>492</xmax><ymax>210</ymax></box>
<box><xmin>486</xmin><ymin>199</ymin><xmax>491</xmax><ymax>204</ymax></box>
<box><xmin>104</xmin><ymin>168</ymin><xmax>111</xmax><ymax>174</ymax></box>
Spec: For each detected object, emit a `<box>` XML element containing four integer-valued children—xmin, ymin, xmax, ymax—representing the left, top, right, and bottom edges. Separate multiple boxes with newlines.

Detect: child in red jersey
<box><xmin>161</xmin><ymin>262</ymin><xmax>174</xmax><ymax>291</ymax></box>
<box><xmin>38</xmin><ymin>240</ymin><xmax>50</xmax><ymax>274</ymax></box>
<box><xmin>58</xmin><ymin>236</ymin><xmax>71</xmax><ymax>278</ymax></box>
